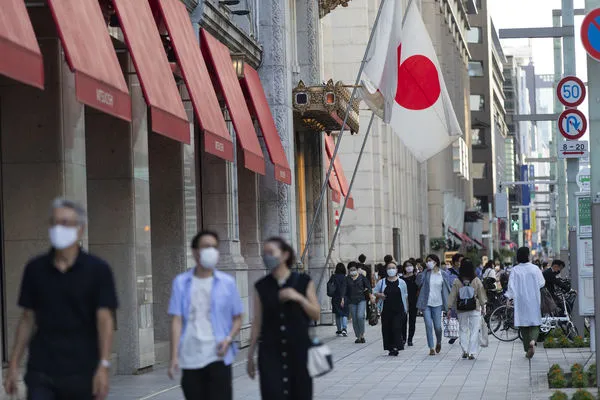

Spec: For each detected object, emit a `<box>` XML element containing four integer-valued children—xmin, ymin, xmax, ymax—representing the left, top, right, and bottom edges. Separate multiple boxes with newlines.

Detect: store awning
<box><xmin>154</xmin><ymin>0</ymin><xmax>233</xmax><ymax>161</ymax></box>
<box><xmin>324</xmin><ymin>135</ymin><xmax>354</xmax><ymax>209</ymax></box>
<box><xmin>240</xmin><ymin>66</ymin><xmax>291</xmax><ymax>184</ymax></box>
<box><xmin>112</xmin><ymin>0</ymin><xmax>189</xmax><ymax>143</ymax></box>
<box><xmin>201</xmin><ymin>29</ymin><xmax>265</xmax><ymax>175</ymax></box>
<box><xmin>0</xmin><ymin>0</ymin><xmax>44</xmax><ymax>89</ymax></box>
<box><xmin>324</xmin><ymin>152</ymin><xmax>342</xmax><ymax>203</ymax></box>
<box><xmin>448</xmin><ymin>227</ymin><xmax>473</xmax><ymax>245</ymax></box>
<box><xmin>48</xmin><ymin>0</ymin><xmax>131</xmax><ymax>121</ymax></box>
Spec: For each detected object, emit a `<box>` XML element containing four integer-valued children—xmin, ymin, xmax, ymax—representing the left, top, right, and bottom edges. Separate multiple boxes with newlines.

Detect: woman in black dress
<box><xmin>331</xmin><ymin>263</ymin><xmax>348</xmax><ymax>337</ymax></box>
<box><xmin>246</xmin><ymin>237</ymin><xmax>320</xmax><ymax>400</ymax></box>
<box><xmin>373</xmin><ymin>262</ymin><xmax>408</xmax><ymax>355</ymax></box>
<box><xmin>401</xmin><ymin>260</ymin><xmax>419</xmax><ymax>346</ymax></box>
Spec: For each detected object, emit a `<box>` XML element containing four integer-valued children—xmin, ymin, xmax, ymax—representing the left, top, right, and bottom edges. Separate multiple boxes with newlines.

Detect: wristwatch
<box><xmin>100</xmin><ymin>359</ymin><xmax>111</xmax><ymax>368</ymax></box>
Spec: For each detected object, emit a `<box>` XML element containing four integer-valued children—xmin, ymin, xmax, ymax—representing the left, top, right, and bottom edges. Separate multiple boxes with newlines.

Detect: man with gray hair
<box><xmin>4</xmin><ymin>198</ymin><xmax>118</xmax><ymax>399</ymax></box>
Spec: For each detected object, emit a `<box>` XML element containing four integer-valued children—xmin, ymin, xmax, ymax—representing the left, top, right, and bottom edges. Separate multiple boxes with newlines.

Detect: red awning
<box><xmin>154</xmin><ymin>0</ymin><xmax>233</xmax><ymax>162</ymax></box>
<box><xmin>48</xmin><ymin>0</ymin><xmax>131</xmax><ymax>121</ymax></box>
<box><xmin>324</xmin><ymin>135</ymin><xmax>354</xmax><ymax>209</ymax></box>
<box><xmin>0</xmin><ymin>0</ymin><xmax>44</xmax><ymax>89</ymax></box>
<box><xmin>201</xmin><ymin>29</ymin><xmax>265</xmax><ymax>175</ymax></box>
<box><xmin>324</xmin><ymin>152</ymin><xmax>342</xmax><ymax>203</ymax></box>
<box><xmin>240</xmin><ymin>66</ymin><xmax>291</xmax><ymax>184</ymax></box>
<box><xmin>112</xmin><ymin>0</ymin><xmax>189</xmax><ymax>143</ymax></box>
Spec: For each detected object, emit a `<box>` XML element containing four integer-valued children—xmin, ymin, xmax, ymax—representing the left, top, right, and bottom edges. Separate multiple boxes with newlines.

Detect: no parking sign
<box><xmin>582</xmin><ymin>8</ymin><xmax>600</xmax><ymax>61</ymax></box>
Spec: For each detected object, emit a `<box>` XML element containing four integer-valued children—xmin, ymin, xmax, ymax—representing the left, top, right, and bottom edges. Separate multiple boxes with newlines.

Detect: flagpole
<box><xmin>316</xmin><ymin>112</ymin><xmax>376</xmax><ymax>296</ymax></box>
<box><xmin>299</xmin><ymin>0</ymin><xmax>388</xmax><ymax>265</ymax></box>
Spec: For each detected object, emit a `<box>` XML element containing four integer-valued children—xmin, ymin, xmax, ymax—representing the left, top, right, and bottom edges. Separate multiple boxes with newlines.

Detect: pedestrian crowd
<box><xmin>1</xmin><ymin>197</ymin><xmax>571</xmax><ymax>400</ymax></box>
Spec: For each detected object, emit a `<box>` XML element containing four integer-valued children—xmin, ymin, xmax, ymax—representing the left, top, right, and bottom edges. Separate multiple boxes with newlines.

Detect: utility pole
<box><xmin>561</xmin><ymin>0</ymin><xmax>585</xmax><ymax>341</ymax></box>
<box><xmin>586</xmin><ymin>0</ymin><xmax>600</xmax><ymax>388</ymax></box>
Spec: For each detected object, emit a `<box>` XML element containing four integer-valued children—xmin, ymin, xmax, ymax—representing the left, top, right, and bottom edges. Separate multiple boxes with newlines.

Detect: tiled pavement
<box><xmin>106</xmin><ymin>320</ymin><xmax>593</xmax><ymax>399</ymax></box>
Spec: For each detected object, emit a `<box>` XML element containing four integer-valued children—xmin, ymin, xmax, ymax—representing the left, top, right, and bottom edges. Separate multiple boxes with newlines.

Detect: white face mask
<box><xmin>199</xmin><ymin>247</ymin><xmax>220</xmax><ymax>269</ymax></box>
<box><xmin>350</xmin><ymin>270</ymin><xmax>358</xmax><ymax>277</ymax></box>
<box><xmin>405</xmin><ymin>266</ymin><xmax>414</xmax><ymax>273</ymax></box>
<box><xmin>49</xmin><ymin>225</ymin><xmax>79</xmax><ymax>250</ymax></box>
<box><xmin>387</xmin><ymin>268</ymin><xmax>398</xmax><ymax>277</ymax></box>
<box><xmin>426</xmin><ymin>261</ymin><xmax>435</xmax><ymax>270</ymax></box>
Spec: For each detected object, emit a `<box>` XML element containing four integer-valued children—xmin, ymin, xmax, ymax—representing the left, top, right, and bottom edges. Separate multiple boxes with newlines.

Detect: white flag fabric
<box><xmin>363</xmin><ymin>1</ymin><xmax>463</xmax><ymax>162</ymax></box>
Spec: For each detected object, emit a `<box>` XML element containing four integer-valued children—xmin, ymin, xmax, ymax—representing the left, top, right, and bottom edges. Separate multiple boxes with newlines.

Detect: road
<box><xmin>106</xmin><ymin>319</ymin><xmax>590</xmax><ymax>400</ymax></box>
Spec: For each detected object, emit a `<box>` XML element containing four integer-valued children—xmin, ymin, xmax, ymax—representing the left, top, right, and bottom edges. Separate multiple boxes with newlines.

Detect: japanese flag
<box><xmin>362</xmin><ymin>1</ymin><xmax>463</xmax><ymax>162</ymax></box>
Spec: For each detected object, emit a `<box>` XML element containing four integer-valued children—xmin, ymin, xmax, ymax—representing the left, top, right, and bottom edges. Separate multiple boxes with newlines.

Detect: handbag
<box><xmin>443</xmin><ymin>316</ymin><xmax>459</xmax><ymax>339</ymax></box>
<box><xmin>366</xmin><ymin>301</ymin><xmax>379</xmax><ymax>326</ymax></box>
<box><xmin>289</xmin><ymin>273</ymin><xmax>334</xmax><ymax>378</ymax></box>
<box><xmin>479</xmin><ymin>315</ymin><xmax>489</xmax><ymax>347</ymax></box>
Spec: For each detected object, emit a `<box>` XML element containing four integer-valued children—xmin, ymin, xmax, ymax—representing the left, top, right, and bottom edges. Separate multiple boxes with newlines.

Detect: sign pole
<box><xmin>561</xmin><ymin>0</ymin><xmax>586</xmax><ymax>340</ymax></box>
<box><xmin>583</xmin><ymin>0</ymin><xmax>600</xmax><ymax>388</ymax></box>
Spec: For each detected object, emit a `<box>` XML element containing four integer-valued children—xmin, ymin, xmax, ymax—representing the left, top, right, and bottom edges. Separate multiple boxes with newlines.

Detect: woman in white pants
<box><xmin>447</xmin><ymin>258</ymin><xmax>487</xmax><ymax>360</ymax></box>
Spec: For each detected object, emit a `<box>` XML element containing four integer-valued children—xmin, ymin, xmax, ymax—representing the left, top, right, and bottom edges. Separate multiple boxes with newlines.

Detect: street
<box><xmin>107</xmin><ymin>319</ymin><xmax>591</xmax><ymax>400</ymax></box>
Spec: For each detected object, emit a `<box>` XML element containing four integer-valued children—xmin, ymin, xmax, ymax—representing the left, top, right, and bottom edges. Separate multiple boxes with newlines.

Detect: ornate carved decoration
<box><xmin>292</xmin><ymin>79</ymin><xmax>360</xmax><ymax>134</ymax></box>
<box><xmin>319</xmin><ymin>0</ymin><xmax>351</xmax><ymax>18</ymax></box>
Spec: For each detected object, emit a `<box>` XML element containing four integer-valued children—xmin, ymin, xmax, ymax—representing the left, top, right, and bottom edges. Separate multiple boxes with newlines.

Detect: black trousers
<box><xmin>25</xmin><ymin>371</ymin><xmax>93</xmax><ymax>400</ymax></box>
<box><xmin>381</xmin><ymin>310</ymin><xmax>406</xmax><ymax>351</ymax></box>
<box><xmin>404</xmin><ymin>306</ymin><xmax>418</xmax><ymax>342</ymax></box>
<box><xmin>181</xmin><ymin>362</ymin><xmax>232</xmax><ymax>400</ymax></box>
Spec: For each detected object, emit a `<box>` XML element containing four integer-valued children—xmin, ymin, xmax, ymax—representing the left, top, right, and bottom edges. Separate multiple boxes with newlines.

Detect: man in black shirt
<box><xmin>4</xmin><ymin>198</ymin><xmax>118</xmax><ymax>399</ymax></box>
<box><xmin>358</xmin><ymin>254</ymin><xmax>373</xmax><ymax>285</ymax></box>
<box><xmin>543</xmin><ymin>259</ymin><xmax>570</xmax><ymax>295</ymax></box>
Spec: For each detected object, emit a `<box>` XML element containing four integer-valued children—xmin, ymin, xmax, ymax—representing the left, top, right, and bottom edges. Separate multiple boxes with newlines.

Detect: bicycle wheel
<box><xmin>489</xmin><ymin>305</ymin><xmax>520</xmax><ymax>342</ymax></box>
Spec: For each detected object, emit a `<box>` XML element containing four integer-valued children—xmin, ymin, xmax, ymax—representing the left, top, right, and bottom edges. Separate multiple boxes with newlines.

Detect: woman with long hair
<box><xmin>447</xmin><ymin>258</ymin><xmax>487</xmax><ymax>360</ymax></box>
<box><xmin>331</xmin><ymin>263</ymin><xmax>348</xmax><ymax>337</ymax></box>
<box><xmin>416</xmin><ymin>254</ymin><xmax>451</xmax><ymax>356</ymax></box>
<box><xmin>373</xmin><ymin>262</ymin><xmax>408</xmax><ymax>355</ymax></box>
<box><xmin>247</xmin><ymin>237</ymin><xmax>320</xmax><ymax>400</ymax></box>
<box><xmin>401</xmin><ymin>260</ymin><xmax>419</xmax><ymax>346</ymax></box>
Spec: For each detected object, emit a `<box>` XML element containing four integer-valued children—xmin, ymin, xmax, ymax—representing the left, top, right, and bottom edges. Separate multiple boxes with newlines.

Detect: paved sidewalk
<box><xmin>106</xmin><ymin>320</ymin><xmax>591</xmax><ymax>400</ymax></box>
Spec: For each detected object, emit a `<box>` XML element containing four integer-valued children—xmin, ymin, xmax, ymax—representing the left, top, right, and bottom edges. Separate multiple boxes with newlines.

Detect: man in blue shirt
<box><xmin>168</xmin><ymin>231</ymin><xmax>243</xmax><ymax>400</ymax></box>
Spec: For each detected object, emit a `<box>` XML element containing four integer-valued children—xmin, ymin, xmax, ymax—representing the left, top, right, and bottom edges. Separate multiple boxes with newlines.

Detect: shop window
<box><xmin>469</xmin><ymin>61</ymin><xmax>484</xmax><ymax>77</ymax></box>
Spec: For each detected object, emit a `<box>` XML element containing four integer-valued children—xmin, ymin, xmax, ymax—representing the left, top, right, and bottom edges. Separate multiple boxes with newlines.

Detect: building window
<box><xmin>470</xmin><ymin>94</ymin><xmax>485</xmax><ymax>111</ymax></box>
<box><xmin>467</xmin><ymin>27</ymin><xmax>482</xmax><ymax>44</ymax></box>
<box><xmin>469</xmin><ymin>61</ymin><xmax>484</xmax><ymax>77</ymax></box>
<box><xmin>472</xmin><ymin>163</ymin><xmax>487</xmax><ymax>179</ymax></box>
<box><xmin>471</xmin><ymin>128</ymin><xmax>484</xmax><ymax>146</ymax></box>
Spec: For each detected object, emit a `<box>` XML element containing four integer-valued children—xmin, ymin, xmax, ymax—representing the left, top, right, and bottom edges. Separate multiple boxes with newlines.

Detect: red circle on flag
<box><xmin>395</xmin><ymin>54</ymin><xmax>441</xmax><ymax>110</ymax></box>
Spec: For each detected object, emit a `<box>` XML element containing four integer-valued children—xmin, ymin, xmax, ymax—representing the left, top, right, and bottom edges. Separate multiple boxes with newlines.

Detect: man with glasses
<box><xmin>4</xmin><ymin>198</ymin><xmax>118</xmax><ymax>399</ymax></box>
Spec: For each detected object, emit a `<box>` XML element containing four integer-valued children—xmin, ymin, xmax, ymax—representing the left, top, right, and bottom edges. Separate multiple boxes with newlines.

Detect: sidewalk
<box><xmin>96</xmin><ymin>322</ymin><xmax>595</xmax><ymax>399</ymax></box>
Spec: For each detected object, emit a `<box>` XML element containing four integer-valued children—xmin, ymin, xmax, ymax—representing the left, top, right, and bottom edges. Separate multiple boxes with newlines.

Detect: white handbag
<box><xmin>479</xmin><ymin>315</ymin><xmax>489</xmax><ymax>347</ymax></box>
<box><xmin>307</xmin><ymin>338</ymin><xmax>333</xmax><ymax>378</ymax></box>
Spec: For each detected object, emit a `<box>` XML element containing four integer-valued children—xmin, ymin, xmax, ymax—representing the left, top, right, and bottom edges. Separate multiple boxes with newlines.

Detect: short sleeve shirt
<box><xmin>18</xmin><ymin>249</ymin><xmax>118</xmax><ymax>376</ymax></box>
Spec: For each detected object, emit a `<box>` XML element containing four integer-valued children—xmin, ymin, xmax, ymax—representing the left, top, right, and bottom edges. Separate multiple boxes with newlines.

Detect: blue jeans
<box><xmin>335</xmin><ymin>314</ymin><xmax>348</xmax><ymax>332</ymax></box>
<box><xmin>423</xmin><ymin>305</ymin><xmax>443</xmax><ymax>349</ymax></box>
<box><xmin>349</xmin><ymin>301</ymin><xmax>366</xmax><ymax>338</ymax></box>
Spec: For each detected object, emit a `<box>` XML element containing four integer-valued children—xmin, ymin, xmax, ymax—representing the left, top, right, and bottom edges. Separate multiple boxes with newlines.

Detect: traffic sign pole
<box><xmin>562</xmin><ymin>0</ymin><xmax>586</xmax><ymax>338</ymax></box>
<box><xmin>583</xmin><ymin>0</ymin><xmax>600</xmax><ymax>387</ymax></box>
<box><xmin>552</xmin><ymin>12</ymin><xmax>563</xmax><ymax>255</ymax></box>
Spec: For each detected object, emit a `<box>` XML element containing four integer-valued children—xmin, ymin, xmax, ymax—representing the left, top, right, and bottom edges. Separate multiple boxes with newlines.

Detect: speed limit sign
<box><xmin>557</xmin><ymin>76</ymin><xmax>586</xmax><ymax>107</ymax></box>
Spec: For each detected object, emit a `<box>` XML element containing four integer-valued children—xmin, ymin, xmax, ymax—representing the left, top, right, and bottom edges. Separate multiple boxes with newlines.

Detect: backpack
<box><xmin>326</xmin><ymin>276</ymin><xmax>337</xmax><ymax>297</ymax></box>
<box><xmin>457</xmin><ymin>280</ymin><xmax>477</xmax><ymax>311</ymax></box>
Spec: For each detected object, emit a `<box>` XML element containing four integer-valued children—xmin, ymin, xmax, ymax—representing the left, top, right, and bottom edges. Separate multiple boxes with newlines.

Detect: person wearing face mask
<box><xmin>373</xmin><ymin>262</ymin><xmax>408</xmax><ymax>355</ymax></box>
<box><xmin>247</xmin><ymin>237</ymin><xmax>320</xmax><ymax>400</ymax></box>
<box><xmin>167</xmin><ymin>231</ymin><xmax>243</xmax><ymax>400</ymax></box>
<box><xmin>346</xmin><ymin>262</ymin><xmax>373</xmax><ymax>343</ymax></box>
<box><xmin>401</xmin><ymin>260</ymin><xmax>419</xmax><ymax>346</ymax></box>
<box><xmin>4</xmin><ymin>199</ymin><xmax>118</xmax><ymax>400</ymax></box>
<box><xmin>416</xmin><ymin>254</ymin><xmax>451</xmax><ymax>356</ymax></box>
<box><xmin>542</xmin><ymin>260</ymin><xmax>571</xmax><ymax>305</ymax></box>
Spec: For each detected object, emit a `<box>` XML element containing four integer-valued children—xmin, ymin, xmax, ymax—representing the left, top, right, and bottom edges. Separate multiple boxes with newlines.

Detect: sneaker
<box><xmin>468</xmin><ymin>354</ymin><xmax>475</xmax><ymax>360</ymax></box>
<box><xmin>435</xmin><ymin>343</ymin><xmax>441</xmax><ymax>353</ymax></box>
<box><xmin>355</xmin><ymin>338</ymin><xmax>361</xmax><ymax>344</ymax></box>
<box><xmin>360</xmin><ymin>337</ymin><xmax>366</xmax><ymax>343</ymax></box>
<box><xmin>448</xmin><ymin>338</ymin><xmax>457</xmax><ymax>345</ymax></box>
<box><xmin>342</xmin><ymin>329</ymin><xmax>348</xmax><ymax>337</ymax></box>
<box><xmin>429</xmin><ymin>349</ymin><xmax>436</xmax><ymax>356</ymax></box>
<box><xmin>462</xmin><ymin>352</ymin><xmax>468</xmax><ymax>359</ymax></box>
<box><xmin>336</xmin><ymin>330</ymin><xmax>341</xmax><ymax>336</ymax></box>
